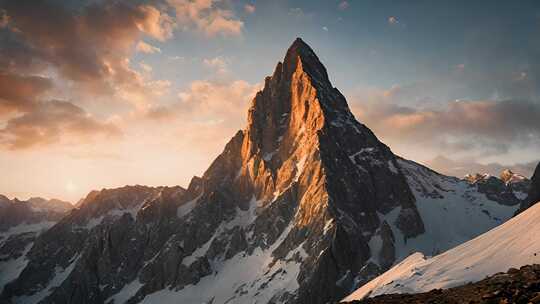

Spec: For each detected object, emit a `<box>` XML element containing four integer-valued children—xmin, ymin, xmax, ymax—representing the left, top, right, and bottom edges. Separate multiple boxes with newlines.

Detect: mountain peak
<box><xmin>281</xmin><ymin>37</ymin><xmax>330</xmax><ymax>85</ymax></box>
<box><xmin>286</xmin><ymin>37</ymin><xmax>315</xmax><ymax>60</ymax></box>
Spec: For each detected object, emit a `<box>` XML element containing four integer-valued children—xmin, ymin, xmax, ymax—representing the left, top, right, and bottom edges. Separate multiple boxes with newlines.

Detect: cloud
<box><xmin>136</xmin><ymin>40</ymin><xmax>162</xmax><ymax>54</ymax></box>
<box><xmin>203</xmin><ymin>56</ymin><xmax>229</xmax><ymax>74</ymax></box>
<box><xmin>1</xmin><ymin>0</ymin><xmax>174</xmax><ymax>105</ymax></box>
<box><xmin>145</xmin><ymin>79</ymin><xmax>260</xmax><ymax>151</ymax></box>
<box><xmin>351</xmin><ymin>92</ymin><xmax>540</xmax><ymax>158</ymax></box>
<box><xmin>322</xmin><ymin>26</ymin><xmax>328</xmax><ymax>32</ymax></box>
<box><xmin>0</xmin><ymin>100</ymin><xmax>121</xmax><ymax>150</ymax></box>
<box><xmin>134</xmin><ymin>5</ymin><xmax>175</xmax><ymax>41</ymax></box>
<box><xmin>139</xmin><ymin>62</ymin><xmax>153</xmax><ymax>73</ymax></box>
<box><xmin>244</xmin><ymin>4</ymin><xmax>255</xmax><ymax>14</ymax></box>
<box><xmin>388</xmin><ymin>16</ymin><xmax>398</xmax><ymax>25</ymax></box>
<box><xmin>0</xmin><ymin>72</ymin><xmax>53</xmax><ymax>115</ymax></box>
<box><xmin>289</xmin><ymin>8</ymin><xmax>304</xmax><ymax>17</ymax></box>
<box><xmin>338</xmin><ymin>1</ymin><xmax>349</xmax><ymax>10</ymax></box>
<box><xmin>166</xmin><ymin>0</ymin><xmax>243</xmax><ymax>37</ymax></box>
<box><xmin>425</xmin><ymin>155</ymin><xmax>539</xmax><ymax>179</ymax></box>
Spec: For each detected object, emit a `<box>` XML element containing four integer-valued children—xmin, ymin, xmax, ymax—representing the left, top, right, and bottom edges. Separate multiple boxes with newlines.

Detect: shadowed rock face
<box><xmin>0</xmin><ymin>38</ymin><xmax>516</xmax><ymax>304</ymax></box>
<box><xmin>516</xmin><ymin>162</ymin><xmax>540</xmax><ymax>214</ymax></box>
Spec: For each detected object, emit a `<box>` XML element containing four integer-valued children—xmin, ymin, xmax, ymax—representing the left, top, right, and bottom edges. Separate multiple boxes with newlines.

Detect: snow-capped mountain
<box><xmin>0</xmin><ymin>39</ymin><xmax>527</xmax><ymax>304</ymax></box>
<box><xmin>0</xmin><ymin>195</ymin><xmax>72</xmax><ymax>293</ymax></box>
<box><xmin>342</xmin><ymin>200</ymin><xmax>540</xmax><ymax>302</ymax></box>
<box><xmin>463</xmin><ymin>169</ymin><xmax>530</xmax><ymax>205</ymax></box>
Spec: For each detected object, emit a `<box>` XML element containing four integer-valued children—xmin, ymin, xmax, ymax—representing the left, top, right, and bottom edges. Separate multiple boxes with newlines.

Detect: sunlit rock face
<box><xmin>0</xmin><ymin>39</ymin><xmax>521</xmax><ymax>304</ymax></box>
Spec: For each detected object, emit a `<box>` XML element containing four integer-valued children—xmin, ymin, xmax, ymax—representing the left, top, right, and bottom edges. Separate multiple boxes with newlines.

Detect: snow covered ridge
<box><xmin>342</xmin><ymin>201</ymin><xmax>540</xmax><ymax>302</ymax></box>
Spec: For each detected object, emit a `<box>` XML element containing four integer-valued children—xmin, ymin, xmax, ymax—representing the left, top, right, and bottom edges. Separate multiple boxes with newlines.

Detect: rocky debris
<box><xmin>516</xmin><ymin>162</ymin><xmax>540</xmax><ymax>214</ymax></box>
<box><xmin>342</xmin><ymin>264</ymin><xmax>540</xmax><ymax>304</ymax></box>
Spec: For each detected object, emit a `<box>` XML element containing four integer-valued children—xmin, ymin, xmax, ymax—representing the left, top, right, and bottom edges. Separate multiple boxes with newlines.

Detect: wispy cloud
<box><xmin>136</xmin><ymin>41</ymin><xmax>162</xmax><ymax>54</ymax></box>
<box><xmin>203</xmin><ymin>56</ymin><xmax>229</xmax><ymax>74</ymax></box>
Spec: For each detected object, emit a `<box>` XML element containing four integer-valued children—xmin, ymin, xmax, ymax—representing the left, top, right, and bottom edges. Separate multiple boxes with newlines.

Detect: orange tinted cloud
<box><xmin>2</xmin><ymin>0</ymin><xmax>174</xmax><ymax>103</ymax></box>
<box><xmin>136</xmin><ymin>41</ymin><xmax>162</xmax><ymax>54</ymax></box>
<box><xmin>0</xmin><ymin>73</ymin><xmax>52</xmax><ymax>115</ymax></box>
<box><xmin>0</xmin><ymin>100</ymin><xmax>121</xmax><ymax>150</ymax></box>
<box><xmin>145</xmin><ymin>79</ymin><xmax>260</xmax><ymax>152</ymax></box>
<box><xmin>351</xmin><ymin>94</ymin><xmax>540</xmax><ymax>157</ymax></box>
<box><xmin>167</xmin><ymin>0</ymin><xmax>244</xmax><ymax>37</ymax></box>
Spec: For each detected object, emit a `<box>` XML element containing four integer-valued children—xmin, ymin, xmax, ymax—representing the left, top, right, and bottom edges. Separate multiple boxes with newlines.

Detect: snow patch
<box><xmin>0</xmin><ymin>221</ymin><xmax>55</xmax><ymax>242</ymax></box>
<box><xmin>13</xmin><ymin>255</ymin><xmax>80</xmax><ymax>304</ymax></box>
<box><xmin>177</xmin><ymin>194</ymin><xmax>202</xmax><ymax>218</ymax></box>
<box><xmin>142</xmin><ymin>220</ymin><xmax>301</xmax><ymax>304</ymax></box>
<box><xmin>0</xmin><ymin>243</ymin><xmax>32</xmax><ymax>293</ymax></box>
<box><xmin>106</xmin><ymin>279</ymin><xmax>143</xmax><ymax>304</ymax></box>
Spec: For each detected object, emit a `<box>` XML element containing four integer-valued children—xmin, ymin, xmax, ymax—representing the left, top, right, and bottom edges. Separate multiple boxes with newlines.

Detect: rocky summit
<box><xmin>0</xmin><ymin>38</ymin><xmax>527</xmax><ymax>304</ymax></box>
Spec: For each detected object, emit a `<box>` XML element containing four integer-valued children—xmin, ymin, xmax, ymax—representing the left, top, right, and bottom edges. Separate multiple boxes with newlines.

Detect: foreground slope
<box><xmin>0</xmin><ymin>39</ymin><xmax>524</xmax><ymax>304</ymax></box>
<box><xmin>345</xmin><ymin>264</ymin><xmax>540</xmax><ymax>304</ymax></box>
<box><xmin>343</xmin><ymin>202</ymin><xmax>540</xmax><ymax>301</ymax></box>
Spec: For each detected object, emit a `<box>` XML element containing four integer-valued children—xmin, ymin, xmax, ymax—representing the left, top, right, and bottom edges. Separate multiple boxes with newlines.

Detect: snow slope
<box><xmin>389</xmin><ymin>159</ymin><xmax>518</xmax><ymax>261</ymax></box>
<box><xmin>343</xmin><ymin>202</ymin><xmax>540</xmax><ymax>301</ymax></box>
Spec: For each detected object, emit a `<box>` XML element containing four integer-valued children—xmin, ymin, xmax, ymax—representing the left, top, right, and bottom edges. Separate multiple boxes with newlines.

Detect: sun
<box><xmin>65</xmin><ymin>181</ymin><xmax>78</xmax><ymax>193</ymax></box>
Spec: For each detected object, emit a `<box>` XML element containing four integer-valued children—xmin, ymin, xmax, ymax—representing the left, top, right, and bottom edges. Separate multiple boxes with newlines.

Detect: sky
<box><xmin>0</xmin><ymin>0</ymin><xmax>539</xmax><ymax>202</ymax></box>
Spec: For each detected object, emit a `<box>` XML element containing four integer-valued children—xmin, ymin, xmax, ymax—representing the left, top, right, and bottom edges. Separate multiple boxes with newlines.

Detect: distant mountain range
<box><xmin>0</xmin><ymin>39</ymin><xmax>537</xmax><ymax>304</ymax></box>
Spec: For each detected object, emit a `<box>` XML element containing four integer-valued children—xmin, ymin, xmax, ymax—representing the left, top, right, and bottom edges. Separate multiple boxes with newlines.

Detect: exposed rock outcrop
<box><xmin>516</xmin><ymin>162</ymin><xmax>540</xmax><ymax>214</ymax></box>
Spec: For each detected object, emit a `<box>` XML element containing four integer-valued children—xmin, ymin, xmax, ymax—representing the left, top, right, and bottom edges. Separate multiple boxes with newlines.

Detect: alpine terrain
<box><xmin>0</xmin><ymin>39</ymin><xmax>530</xmax><ymax>304</ymax></box>
<box><xmin>343</xmin><ymin>162</ymin><xmax>540</xmax><ymax>302</ymax></box>
<box><xmin>0</xmin><ymin>195</ymin><xmax>72</xmax><ymax>293</ymax></box>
